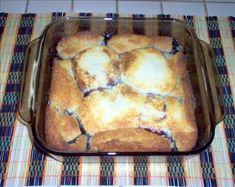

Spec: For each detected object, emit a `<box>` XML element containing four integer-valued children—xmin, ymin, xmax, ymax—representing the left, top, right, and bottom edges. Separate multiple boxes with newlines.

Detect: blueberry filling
<box><xmin>139</xmin><ymin>127</ymin><xmax>165</xmax><ymax>136</ymax></box>
<box><xmin>107</xmin><ymin>79</ymin><xmax>118</xmax><ymax>87</ymax></box>
<box><xmin>170</xmin><ymin>139</ymin><xmax>178</xmax><ymax>151</ymax></box>
<box><xmin>171</xmin><ymin>38</ymin><xmax>182</xmax><ymax>55</ymax></box>
<box><xmin>138</xmin><ymin>126</ymin><xmax>178</xmax><ymax>151</ymax></box>
<box><xmin>74</xmin><ymin>117</ymin><xmax>86</xmax><ymax>134</ymax></box>
<box><xmin>146</xmin><ymin>93</ymin><xmax>156</xmax><ymax>98</ymax></box>
<box><xmin>103</xmin><ymin>32</ymin><xmax>112</xmax><ymax>46</ymax></box>
<box><xmin>86</xmin><ymin>134</ymin><xmax>92</xmax><ymax>150</ymax></box>
<box><xmin>67</xmin><ymin>135</ymin><xmax>80</xmax><ymax>144</ymax></box>
<box><xmin>83</xmin><ymin>88</ymin><xmax>97</xmax><ymax>97</ymax></box>
<box><xmin>66</xmin><ymin>115</ymin><xmax>92</xmax><ymax>151</ymax></box>
<box><xmin>83</xmin><ymin>87</ymin><xmax>107</xmax><ymax>97</ymax></box>
<box><xmin>83</xmin><ymin>80</ymin><xmax>119</xmax><ymax>97</ymax></box>
<box><xmin>64</xmin><ymin>109</ymin><xmax>74</xmax><ymax>116</ymax></box>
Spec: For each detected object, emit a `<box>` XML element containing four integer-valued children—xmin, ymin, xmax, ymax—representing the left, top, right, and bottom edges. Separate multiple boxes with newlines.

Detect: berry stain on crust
<box><xmin>137</xmin><ymin>126</ymin><xmax>178</xmax><ymax>151</ymax></box>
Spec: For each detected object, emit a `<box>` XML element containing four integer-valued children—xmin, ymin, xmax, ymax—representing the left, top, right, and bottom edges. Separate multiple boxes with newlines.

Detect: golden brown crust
<box><xmin>73</xmin><ymin>46</ymin><xmax>120</xmax><ymax>92</ymax></box>
<box><xmin>91</xmin><ymin>128</ymin><xmax>171</xmax><ymax>152</ymax></box>
<box><xmin>49</xmin><ymin>59</ymin><xmax>82</xmax><ymax>112</ymax></box>
<box><xmin>78</xmin><ymin>84</ymin><xmax>166</xmax><ymax>135</ymax></box>
<box><xmin>120</xmin><ymin>48</ymin><xmax>178</xmax><ymax>95</ymax></box>
<box><xmin>108</xmin><ymin>34</ymin><xmax>173</xmax><ymax>54</ymax></box>
<box><xmin>108</xmin><ymin>34</ymin><xmax>151</xmax><ymax>54</ymax></box>
<box><xmin>57</xmin><ymin>31</ymin><xmax>103</xmax><ymax>59</ymax></box>
<box><xmin>150</xmin><ymin>36</ymin><xmax>173</xmax><ymax>53</ymax></box>
<box><xmin>45</xmin><ymin>107</ymin><xmax>86</xmax><ymax>151</ymax></box>
<box><xmin>45</xmin><ymin>107</ymin><xmax>68</xmax><ymax>151</ymax></box>
<box><xmin>66</xmin><ymin>135</ymin><xmax>88</xmax><ymax>151</ymax></box>
<box><xmin>166</xmin><ymin>97</ymin><xmax>197</xmax><ymax>151</ymax></box>
<box><xmin>45</xmin><ymin>33</ymin><xmax>197</xmax><ymax>153</ymax></box>
<box><xmin>166</xmin><ymin>51</ymin><xmax>197</xmax><ymax>151</ymax></box>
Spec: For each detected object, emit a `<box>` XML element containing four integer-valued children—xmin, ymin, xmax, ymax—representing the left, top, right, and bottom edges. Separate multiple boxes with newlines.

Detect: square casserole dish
<box><xmin>17</xmin><ymin>17</ymin><xmax>224</xmax><ymax>156</ymax></box>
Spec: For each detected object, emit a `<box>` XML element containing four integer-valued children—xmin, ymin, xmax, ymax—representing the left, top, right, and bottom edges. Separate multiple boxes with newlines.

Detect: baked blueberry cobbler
<box><xmin>45</xmin><ymin>31</ymin><xmax>198</xmax><ymax>152</ymax></box>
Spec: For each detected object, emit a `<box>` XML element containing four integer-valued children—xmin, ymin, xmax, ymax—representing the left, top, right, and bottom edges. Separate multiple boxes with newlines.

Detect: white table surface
<box><xmin>0</xmin><ymin>0</ymin><xmax>235</xmax><ymax>16</ymax></box>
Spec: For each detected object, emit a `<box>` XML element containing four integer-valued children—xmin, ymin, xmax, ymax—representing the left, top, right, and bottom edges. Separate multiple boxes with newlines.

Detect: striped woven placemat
<box><xmin>0</xmin><ymin>13</ymin><xmax>234</xmax><ymax>186</ymax></box>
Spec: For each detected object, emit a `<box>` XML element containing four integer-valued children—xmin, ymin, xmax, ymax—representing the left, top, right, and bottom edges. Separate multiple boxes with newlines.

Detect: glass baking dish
<box><xmin>17</xmin><ymin>17</ymin><xmax>224</xmax><ymax>156</ymax></box>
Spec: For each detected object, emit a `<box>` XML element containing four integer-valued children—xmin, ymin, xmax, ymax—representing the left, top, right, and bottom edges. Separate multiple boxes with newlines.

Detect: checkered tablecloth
<box><xmin>0</xmin><ymin>12</ymin><xmax>234</xmax><ymax>186</ymax></box>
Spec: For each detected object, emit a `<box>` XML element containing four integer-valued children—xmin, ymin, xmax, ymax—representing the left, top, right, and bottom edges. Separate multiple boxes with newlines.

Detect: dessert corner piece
<box><xmin>45</xmin><ymin>31</ymin><xmax>198</xmax><ymax>153</ymax></box>
<box><xmin>57</xmin><ymin>31</ymin><xmax>104</xmax><ymax>59</ymax></box>
<box><xmin>45</xmin><ymin>107</ymin><xmax>87</xmax><ymax>151</ymax></box>
<box><xmin>91</xmin><ymin>128</ymin><xmax>171</xmax><ymax>152</ymax></box>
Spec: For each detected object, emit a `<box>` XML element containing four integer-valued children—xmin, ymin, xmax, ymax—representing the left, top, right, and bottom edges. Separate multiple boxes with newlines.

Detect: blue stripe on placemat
<box><xmin>225</xmin><ymin>128</ymin><xmax>235</xmax><ymax>139</ymax></box>
<box><xmin>0</xmin><ymin>13</ymin><xmax>7</xmax><ymax>40</ymax></box>
<box><xmin>228</xmin><ymin>16</ymin><xmax>235</xmax><ymax>182</ymax></box>
<box><xmin>229</xmin><ymin>16</ymin><xmax>235</xmax><ymax>53</ymax></box>
<box><xmin>9</xmin><ymin>61</ymin><xmax>24</xmax><ymax>72</ymax></box>
<box><xmin>78</xmin><ymin>12</ymin><xmax>91</xmax><ymax>31</ymax></box>
<box><xmin>0</xmin><ymin>126</ymin><xmax>14</xmax><ymax>137</ymax></box>
<box><xmin>52</xmin><ymin>12</ymin><xmax>66</xmax><ymax>21</ymax></box>
<box><xmin>105</xmin><ymin>13</ymin><xmax>118</xmax><ymax>37</ymax></box>
<box><xmin>184</xmin><ymin>15</ymin><xmax>194</xmax><ymax>28</ymax></box>
<box><xmin>167</xmin><ymin>156</ymin><xmax>186</xmax><ymax>186</ymax></box>
<box><xmin>79</xmin><ymin>12</ymin><xmax>92</xmax><ymax>17</ymax></box>
<box><xmin>27</xmin><ymin>146</ymin><xmax>46</xmax><ymax>186</ymax></box>
<box><xmin>157</xmin><ymin>14</ymin><xmax>170</xmax><ymax>20</ymax></box>
<box><xmin>200</xmin><ymin>148</ymin><xmax>217</xmax><ymax>187</ymax></box>
<box><xmin>134</xmin><ymin>156</ymin><xmax>148</xmax><ymax>185</ymax></box>
<box><xmin>61</xmin><ymin>157</ymin><xmax>80</xmax><ymax>185</ymax></box>
<box><xmin>5</xmin><ymin>83</ymin><xmax>21</xmax><ymax>92</ymax></box>
<box><xmin>106</xmin><ymin>13</ymin><xmax>118</xmax><ymax>19</ymax></box>
<box><xmin>0</xmin><ymin>104</ymin><xmax>18</xmax><ymax>113</ymax></box>
<box><xmin>207</xmin><ymin>16</ymin><xmax>235</xmax><ymax>184</ymax></box>
<box><xmin>0</xmin><ymin>13</ymin><xmax>35</xmax><ymax>187</ymax></box>
<box><xmin>100</xmin><ymin>156</ymin><xmax>114</xmax><ymax>185</ymax></box>
<box><xmin>132</xmin><ymin>14</ymin><xmax>145</xmax><ymax>35</ymax></box>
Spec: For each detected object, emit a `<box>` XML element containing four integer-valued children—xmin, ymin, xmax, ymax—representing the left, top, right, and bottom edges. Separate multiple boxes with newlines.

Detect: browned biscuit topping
<box><xmin>45</xmin><ymin>32</ymin><xmax>197</xmax><ymax>153</ymax></box>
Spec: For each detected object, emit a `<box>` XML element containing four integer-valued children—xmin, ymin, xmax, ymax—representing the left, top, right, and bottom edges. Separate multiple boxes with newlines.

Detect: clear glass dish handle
<box><xmin>17</xmin><ymin>38</ymin><xmax>40</xmax><ymax>125</ymax></box>
<box><xmin>199</xmin><ymin>40</ymin><xmax>225</xmax><ymax>125</ymax></box>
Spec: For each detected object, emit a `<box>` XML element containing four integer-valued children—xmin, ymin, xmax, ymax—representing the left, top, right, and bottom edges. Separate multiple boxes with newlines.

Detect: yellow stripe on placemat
<box><xmin>0</xmin><ymin>14</ymin><xmax>21</xmax><ymax>107</ymax></box>
<box><xmin>114</xmin><ymin>156</ymin><xmax>134</xmax><ymax>185</ymax></box>
<box><xmin>194</xmin><ymin>16</ymin><xmax>210</xmax><ymax>43</ymax></box>
<box><xmin>4</xmin><ymin>120</ymin><xmax>32</xmax><ymax>186</ymax></box>
<box><xmin>42</xmin><ymin>156</ymin><xmax>63</xmax><ymax>185</ymax></box>
<box><xmin>183</xmin><ymin>156</ymin><xmax>204</xmax><ymax>186</ymax></box>
<box><xmin>79</xmin><ymin>156</ymin><xmax>100</xmax><ymax>185</ymax></box>
<box><xmin>148</xmin><ymin>156</ymin><xmax>168</xmax><ymax>186</ymax></box>
<box><xmin>31</xmin><ymin>13</ymin><xmax>52</xmax><ymax>40</ymax></box>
